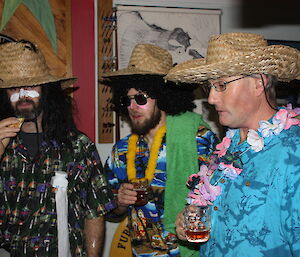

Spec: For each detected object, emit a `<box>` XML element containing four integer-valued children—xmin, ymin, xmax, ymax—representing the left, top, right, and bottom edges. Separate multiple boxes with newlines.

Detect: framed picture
<box><xmin>268</xmin><ymin>39</ymin><xmax>300</xmax><ymax>107</ymax></box>
<box><xmin>116</xmin><ymin>5</ymin><xmax>222</xmax><ymax>137</ymax></box>
<box><xmin>116</xmin><ymin>5</ymin><xmax>221</xmax><ymax>68</ymax></box>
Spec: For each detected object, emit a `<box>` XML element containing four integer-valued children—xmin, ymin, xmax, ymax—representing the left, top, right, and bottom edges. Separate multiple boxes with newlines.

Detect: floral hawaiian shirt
<box><xmin>201</xmin><ymin>124</ymin><xmax>300</xmax><ymax>257</ymax></box>
<box><xmin>105</xmin><ymin>126</ymin><xmax>218</xmax><ymax>257</ymax></box>
<box><xmin>0</xmin><ymin>132</ymin><xmax>116</xmax><ymax>257</ymax></box>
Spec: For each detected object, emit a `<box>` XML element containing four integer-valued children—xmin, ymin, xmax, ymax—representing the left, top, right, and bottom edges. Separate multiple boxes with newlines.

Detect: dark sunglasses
<box><xmin>120</xmin><ymin>93</ymin><xmax>151</xmax><ymax>107</ymax></box>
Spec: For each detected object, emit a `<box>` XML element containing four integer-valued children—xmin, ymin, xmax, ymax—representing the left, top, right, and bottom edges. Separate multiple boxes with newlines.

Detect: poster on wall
<box><xmin>116</xmin><ymin>5</ymin><xmax>222</xmax><ymax>137</ymax></box>
<box><xmin>117</xmin><ymin>5</ymin><xmax>221</xmax><ymax>67</ymax></box>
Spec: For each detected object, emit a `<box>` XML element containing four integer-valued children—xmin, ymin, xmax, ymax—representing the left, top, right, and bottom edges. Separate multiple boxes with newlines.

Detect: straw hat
<box><xmin>102</xmin><ymin>43</ymin><xmax>173</xmax><ymax>77</ymax></box>
<box><xmin>0</xmin><ymin>41</ymin><xmax>77</xmax><ymax>89</ymax></box>
<box><xmin>165</xmin><ymin>32</ymin><xmax>300</xmax><ymax>83</ymax></box>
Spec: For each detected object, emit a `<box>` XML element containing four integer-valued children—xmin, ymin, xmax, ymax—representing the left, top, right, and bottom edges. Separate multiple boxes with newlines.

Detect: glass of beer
<box><xmin>183</xmin><ymin>205</ymin><xmax>211</xmax><ymax>243</ymax></box>
<box><xmin>130</xmin><ymin>179</ymin><xmax>149</xmax><ymax>206</ymax></box>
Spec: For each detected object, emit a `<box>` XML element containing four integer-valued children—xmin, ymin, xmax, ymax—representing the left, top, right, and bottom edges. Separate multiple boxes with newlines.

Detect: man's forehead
<box><xmin>127</xmin><ymin>88</ymin><xmax>146</xmax><ymax>94</ymax></box>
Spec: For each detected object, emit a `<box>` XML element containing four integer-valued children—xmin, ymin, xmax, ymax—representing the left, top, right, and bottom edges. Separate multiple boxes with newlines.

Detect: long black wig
<box><xmin>0</xmin><ymin>82</ymin><xmax>79</xmax><ymax>147</ymax></box>
<box><xmin>103</xmin><ymin>74</ymin><xmax>197</xmax><ymax>118</ymax></box>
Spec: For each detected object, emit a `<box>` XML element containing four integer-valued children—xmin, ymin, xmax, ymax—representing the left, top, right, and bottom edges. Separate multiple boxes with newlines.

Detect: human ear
<box><xmin>255</xmin><ymin>74</ymin><xmax>266</xmax><ymax>96</ymax></box>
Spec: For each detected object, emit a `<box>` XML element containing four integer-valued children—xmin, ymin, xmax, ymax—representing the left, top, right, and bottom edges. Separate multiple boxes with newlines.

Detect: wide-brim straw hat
<box><xmin>0</xmin><ymin>41</ymin><xmax>77</xmax><ymax>89</ymax></box>
<box><xmin>102</xmin><ymin>43</ymin><xmax>173</xmax><ymax>78</ymax></box>
<box><xmin>165</xmin><ymin>32</ymin><xmax>300</xmax><ymax>83</ymax></box>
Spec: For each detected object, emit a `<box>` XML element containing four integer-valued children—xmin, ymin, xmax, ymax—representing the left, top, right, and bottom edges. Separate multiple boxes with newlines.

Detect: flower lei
<box><xmin>127</xmin><ymin>125</ymin><xmax>166</xmax><ymax>182</ymax></box>
<box><xmin>186</xmin><ymin>105</ymin><xmax>300</xmax><ymax>206</ymax></box>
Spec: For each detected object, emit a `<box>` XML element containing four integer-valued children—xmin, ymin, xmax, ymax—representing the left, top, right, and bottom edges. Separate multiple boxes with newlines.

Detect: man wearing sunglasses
<box><xmin>166</xmin><ymin>32</ymin><xmax>300</xmax><ymax>257</ymax></box>
<box><xmin>102</xmin><ymin>43</ymin><xmax>218</xmax><ymax>257</ymax></box>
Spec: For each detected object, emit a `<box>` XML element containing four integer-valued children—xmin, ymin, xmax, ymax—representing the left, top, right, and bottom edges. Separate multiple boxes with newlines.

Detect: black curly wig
<box><xmin>0</xmin><ymin>82</ymin><xmax>79</xmax><ymax>147</ymax></box>
<box><xmin>103</xmin><ymin>74</ymin><xmax>197</xmax><ymax>118</ymax></box>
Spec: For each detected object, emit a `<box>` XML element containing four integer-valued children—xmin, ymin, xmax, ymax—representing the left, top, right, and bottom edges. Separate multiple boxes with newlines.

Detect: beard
<box><xmin>129</xmin><ymin>107</ymin><xmax>161</xmax><ymax>136</ymax></box>
<box><xmin>15</xmin><ymin>99</ymin><xmax>42</xmax><ymax>121</ymax></box>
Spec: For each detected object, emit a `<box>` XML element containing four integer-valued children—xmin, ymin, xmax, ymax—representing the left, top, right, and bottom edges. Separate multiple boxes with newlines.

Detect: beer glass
<box><xmin>183</xmin><ymin>205</ymin><xmax>211</xmax><ymax>243</ymax></box>
<box><xmin>130</xmin><ymin>179</ymin><xmax>149</xmax><ymax>206</ymax></box>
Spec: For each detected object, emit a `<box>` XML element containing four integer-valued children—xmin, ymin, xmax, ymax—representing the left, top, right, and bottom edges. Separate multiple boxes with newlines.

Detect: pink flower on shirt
<box><xmin>215</xmin><ymin>137</ymin><xmax>231</xmax><ymax>157</ymax></box>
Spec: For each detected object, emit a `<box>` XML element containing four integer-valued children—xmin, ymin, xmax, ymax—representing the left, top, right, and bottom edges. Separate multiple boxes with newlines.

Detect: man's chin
<box><xmin>131</xmin><ymin>126</ymin><xmax>148</xmax><ymax>136</ymax></box>
<box><xmin>16</xmin><ymin>111</ymin><xmax>37</xmax><ymax>121</ymax></box>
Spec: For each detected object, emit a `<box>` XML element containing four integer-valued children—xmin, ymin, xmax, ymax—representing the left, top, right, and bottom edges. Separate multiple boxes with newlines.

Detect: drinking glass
<box><xmin>129</xmin><ymin>179</ymin><xmax>149</xmax><ymax>206</ymax></box>
<box><xmin>183</xmin><ymin>205</ymin><xmax>211</xmax><ymax>243</ymax></box>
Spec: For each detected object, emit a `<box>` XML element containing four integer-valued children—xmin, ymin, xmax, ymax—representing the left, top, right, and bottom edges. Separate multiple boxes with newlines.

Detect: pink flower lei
<box><xmin>186</xmin><ymin>105</ymin><xmax>300</xmax><ymax>206</ymax></box>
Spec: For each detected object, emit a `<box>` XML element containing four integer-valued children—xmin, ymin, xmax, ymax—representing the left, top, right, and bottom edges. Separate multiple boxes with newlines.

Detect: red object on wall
<box><xmin>71</xmin><ymin>0</ymin><xmax>96</xmax><ymax>142</ymax></box>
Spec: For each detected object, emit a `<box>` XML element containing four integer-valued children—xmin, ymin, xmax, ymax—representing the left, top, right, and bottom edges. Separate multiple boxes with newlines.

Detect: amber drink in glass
<box><xmin>183</xmin><ymin>205</ymin><xmax>211</xmax><ymax>243</ymax></box>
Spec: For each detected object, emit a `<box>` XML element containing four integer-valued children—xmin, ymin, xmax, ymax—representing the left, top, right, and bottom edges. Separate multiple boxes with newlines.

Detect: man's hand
<box><xmin>0</xmin><ymin>117</ymin><xmax>21</xmax><ymax>156</ymax></box>
<box><xmin>117</xmin><ymin>183</ymin><xmax>137</xmax><ymax>207</ymax></box>
<box><xmin>175</xmin><ymin>210</ymin><xmax>187</xmax><ymax>241</ymax></box>
<box><xmin>113</xmin><ymin>183</ymin><xmax>137</xmax><ymax>215</ymax></box>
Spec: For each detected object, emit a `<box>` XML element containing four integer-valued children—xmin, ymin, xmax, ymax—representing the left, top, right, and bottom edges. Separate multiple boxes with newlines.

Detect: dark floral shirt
<box><xmin>0</xmin><ymin>132</ymin><xmax>116</xmax><ymax>257</ymax></box>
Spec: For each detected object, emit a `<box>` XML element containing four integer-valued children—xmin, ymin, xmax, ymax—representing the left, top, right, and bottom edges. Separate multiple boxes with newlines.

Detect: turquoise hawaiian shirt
<box><xmin>201</xmin><ymin>123</ymin><xmax>300</xmax><ymax>257</ymax></box>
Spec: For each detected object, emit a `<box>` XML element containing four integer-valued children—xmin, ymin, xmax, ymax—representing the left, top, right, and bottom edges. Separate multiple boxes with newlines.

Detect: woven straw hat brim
<box><xmin>102</xmin><ymin>67</ymin><xmax>167</xmax><ymax>78</ymax></box>
<box><xmin>0</xmin><ymin>75</ymin><xmax>77</xmax><ymax>89</ymax></box>
<box><xmin>0</xmin><ymin>41</ymin><xmax>77</xmax><ymax>89</ymax></box>
<box><xmin>102</xmin><ymin>43</ymin><xmax>173</xmax><ymax>78</ymax></box>
<box><xmin>166</xmin><ymin>44</ymin><xmax>300</xmax><ymax>83</ymax></box>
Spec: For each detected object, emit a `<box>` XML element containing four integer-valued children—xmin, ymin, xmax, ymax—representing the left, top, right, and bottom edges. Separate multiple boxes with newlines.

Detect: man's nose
<box><xmin>128</xmin><ymin>98</ymin><xmax>139</xmax><ymax>109</ymax></box>
<box><xmin>19</xmin><ymin>88</ymin><xmax>28</xmax><ymax>98</ymax></box>
<box><xmin>208</xmin><ymin>88</ymin><xmax>218</xmax><ymax>105</ymax></box>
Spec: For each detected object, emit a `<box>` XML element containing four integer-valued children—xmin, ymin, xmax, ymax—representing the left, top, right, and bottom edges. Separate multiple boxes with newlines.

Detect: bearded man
<box><xmin>102</xmin><ymin>43</ymin><xmax>218</xmax><ymax>257</ymax></box>
<box><xmin>0</xmin><ymin>40</ymin><xmax>115</xmax><ymax>257</ymax></box>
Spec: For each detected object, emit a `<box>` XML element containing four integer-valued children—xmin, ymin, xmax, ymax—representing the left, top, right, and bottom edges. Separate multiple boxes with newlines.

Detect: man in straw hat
<box><xmin>167</xmin><ymin>32</ymin><xmax>300</xmax><ymax>257</ymax></box>
<box><xmin>0</xmin><ymin>40</ymin><xmax>116</xmax><ymax>257</ymax></box>
<box><xmin>102</xmin><ymin>43</ymin><xmax>218</xmax><ymax>257</ymax></box>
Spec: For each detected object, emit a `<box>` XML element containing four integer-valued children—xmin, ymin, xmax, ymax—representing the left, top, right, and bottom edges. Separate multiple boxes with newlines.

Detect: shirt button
<box><xmin>220</xmin><ymin>178</ymin><xmax>225</xmax><ymax>183</ymax></box>
<box><xmin>213</xmin><ymin>206</ymin><xmax>218</xmax><ymax>211</ymax></box>
<box><xmin>245</xmin><ymin>181</ymin><xmax>251</xmax><ymax>186</ymax></box>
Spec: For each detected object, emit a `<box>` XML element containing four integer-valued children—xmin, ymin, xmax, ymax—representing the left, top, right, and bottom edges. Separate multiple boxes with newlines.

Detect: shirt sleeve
<box><xmin>196</xmin><ymin>126</ymin><xmax>219</xmax><ymax>167</ymax></box>
<box><xmin>80</xmin><ymin>136</ymin><xmax>117</xmax><ymax>219</ymax></box>
<box><xmin>103</xmin><ymin>140</ymin><xmax>130</xmax><ymax>219</ymax></box>
<box><xmin>280</xmin><ymin>145</ymin><xmax>300</xmax><ymax>255</ymax></box>
<box><xmin>104</xmin><ymin>147</ymin><xmax>121</xmax><ymax>198</ymax></box>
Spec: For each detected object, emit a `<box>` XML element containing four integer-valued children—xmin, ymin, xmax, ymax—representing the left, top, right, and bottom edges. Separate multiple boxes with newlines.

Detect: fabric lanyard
<box><xmin>51</xmin><ymin>171</ymin><xmax>71</xmax><ymax>257</ymax></box>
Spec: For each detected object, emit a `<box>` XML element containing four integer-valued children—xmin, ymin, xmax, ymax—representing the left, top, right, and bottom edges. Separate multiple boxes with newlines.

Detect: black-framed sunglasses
<box><xmin>206</xmin><ymin>75</ymin><xmax>251</xmax><ymax>92</ymax></box>
<box><xmin>120</xmin><ymin>93</ymin><xmax>151</xmax><ymax>107</ymax></box>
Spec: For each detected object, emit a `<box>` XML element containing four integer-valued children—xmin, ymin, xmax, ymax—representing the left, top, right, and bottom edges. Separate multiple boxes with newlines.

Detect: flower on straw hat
<box><xmin>165</xmin><ymin>32</ymin><xmax>300</xmax><ymax>83</ymax></box>
<box><xmin>102</xmin><ymin>43</ymin><xmax>173</xmax><ymax>78</ymax></box>
<box><xmin>0</xmin><ymin>41</ymin><xmax>76</xmax><ymax>89</ymax></box>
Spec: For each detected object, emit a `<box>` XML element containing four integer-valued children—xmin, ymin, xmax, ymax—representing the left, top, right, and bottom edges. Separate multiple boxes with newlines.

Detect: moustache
<box><xmin>129</xmin><ymin>110</ymin><xmax>141</xmax><ymax>115</ymax></box>
<box><xmin>16</xmin><ymin>99</ymin><xmax>35</xmax><ymax>107</ymax></box>
<box><xmin>15</xmin><ymin>99</ymin><xmax>40</xmax><ymax>121</ymax></box>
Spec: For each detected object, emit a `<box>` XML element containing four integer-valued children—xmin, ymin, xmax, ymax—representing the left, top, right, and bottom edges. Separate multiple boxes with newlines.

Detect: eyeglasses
<box><xmin>120</xmin><ymin>93</ymin><xmax>151</xmax><ymax>107</ymax></box>
<box><xmin>206</xmin><ymin>75</ymin><xmax>251</xmax><ymax>92</ymax></box>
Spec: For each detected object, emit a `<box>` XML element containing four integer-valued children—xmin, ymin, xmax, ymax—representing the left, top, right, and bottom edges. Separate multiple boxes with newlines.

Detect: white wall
<box><xmin>99</xmin><ymin>1</ymin><xmax>300</xmax><ymax>256</ymax></box>
<box><xmin>113</xmin><ymin>0</ymin><xmax>300</xmax><ymax>41</ymax></box>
